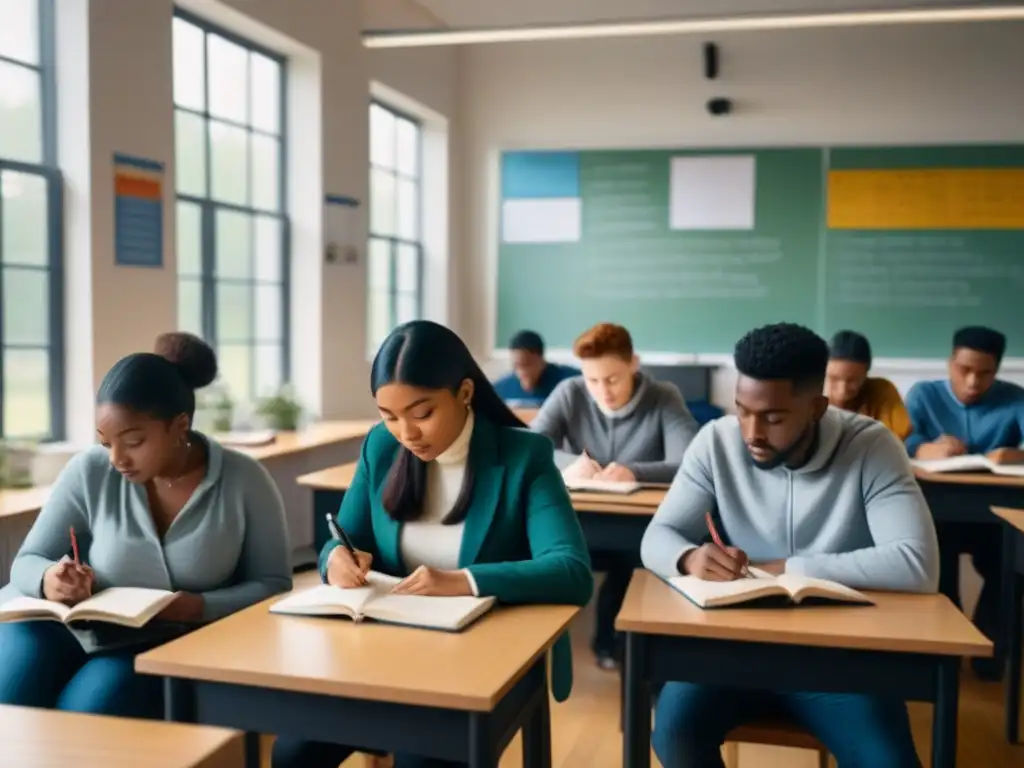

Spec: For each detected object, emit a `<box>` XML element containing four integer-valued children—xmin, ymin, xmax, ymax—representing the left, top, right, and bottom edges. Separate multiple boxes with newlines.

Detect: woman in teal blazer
<box><xmin>273</xmin><ymin>320</ymin><xmax>593</xmax><ymax>768</ymax></box>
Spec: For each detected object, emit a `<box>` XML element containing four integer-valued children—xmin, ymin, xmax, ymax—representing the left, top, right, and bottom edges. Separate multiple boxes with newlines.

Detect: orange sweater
<box><xmin>852</xmin><ymin>377</ymin><xmax>911</xmax><ymax>440</ymax></box>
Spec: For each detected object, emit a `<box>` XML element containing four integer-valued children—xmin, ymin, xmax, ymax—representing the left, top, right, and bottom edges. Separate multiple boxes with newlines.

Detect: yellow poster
<box><xmin>827</xmin><ymin>168</ymin><xmax>1024</xmax><ymax>230</ymax></box>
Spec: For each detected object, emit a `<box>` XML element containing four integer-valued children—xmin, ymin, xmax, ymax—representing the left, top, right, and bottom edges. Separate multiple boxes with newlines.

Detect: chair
<box><xmin>722</xmin><ymin>719</ymin><xmax>831</xmax><ymax>768</ymax></box>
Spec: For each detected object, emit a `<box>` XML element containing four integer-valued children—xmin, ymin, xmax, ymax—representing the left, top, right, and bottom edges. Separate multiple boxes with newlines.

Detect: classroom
<box><xmin>1</xmin><ymin>1</ymin><xmax>1023</xmax><ymax>766</ymax></box>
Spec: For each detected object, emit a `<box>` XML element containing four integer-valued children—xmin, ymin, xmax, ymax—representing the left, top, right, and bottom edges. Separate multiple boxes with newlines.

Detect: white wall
<box><xmin>459</xmin><ymin>21</ymin><xmax>1024</xmax><ymax>403</ymax></box>
<box><xmin>57</xmin><ymin>0</ymin><xmax>460</xmax><ymax>442</ymax></box>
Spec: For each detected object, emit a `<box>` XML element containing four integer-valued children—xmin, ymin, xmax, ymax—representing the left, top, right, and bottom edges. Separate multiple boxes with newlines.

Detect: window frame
<box><xmin>172</xmin><ymin>7</ymin><xmax>290</xmax><ymax>401</ymax></box>
<box><xmin>0</xmin><ymin>0</ymin><xmax>64</xmax><ymax>441</ymax></box>
<box><xmin>368</xmin><ymin>99</ymin><xmax>424</xmax><ymax>350</ymax></box>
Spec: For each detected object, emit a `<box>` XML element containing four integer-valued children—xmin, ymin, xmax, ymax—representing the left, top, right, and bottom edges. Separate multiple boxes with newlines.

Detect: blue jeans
<box><xmin>653</xmin><ymin>682</ymin><xmax>921</xmax><ymax>768</ymax></box>
<box><xmin>272</xmin><ymin>739</ymin><xmax>464</xmax><ymax>767</ymax></box>
<box><xmin>0</xmin><ymin>621</ymin><xmax>163</xmax><ymax>718</ymax></box>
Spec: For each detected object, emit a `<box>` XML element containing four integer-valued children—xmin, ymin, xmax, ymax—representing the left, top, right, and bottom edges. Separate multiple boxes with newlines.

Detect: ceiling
<box><xmin>407</xmin><ymin>0</ymin><xmax>990</xmax><ymax>28</ymax></box>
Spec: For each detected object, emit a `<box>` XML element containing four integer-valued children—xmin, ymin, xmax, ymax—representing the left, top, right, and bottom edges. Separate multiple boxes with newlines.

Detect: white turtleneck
<box><xmin>399</xmin><ymin>410</ymin><xmax>480</xmax><ymax>595</ymax></box>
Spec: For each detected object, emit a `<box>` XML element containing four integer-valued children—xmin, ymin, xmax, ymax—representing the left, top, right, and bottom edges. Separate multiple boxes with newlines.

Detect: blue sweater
<box><xmin>905</xmin><ymin>379</ymin><xmax>1024</xmax><ymax>456</ymax></box>
<box><xmin>493</xmin><ymin>362</ymin><xmax>580</xmax><ymax>407</ymax></box>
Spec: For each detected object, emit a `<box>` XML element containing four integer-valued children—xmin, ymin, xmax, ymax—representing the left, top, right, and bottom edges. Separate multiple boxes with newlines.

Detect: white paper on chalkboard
<box><xmin>502</xmin><ymin>198</ymin><xmax>582</xmax><ymax>244</ymax></box>
<box><xmin>669</xmin><ymin>155</ymin><xmax>756</xmax><ymax>231</ymax></box>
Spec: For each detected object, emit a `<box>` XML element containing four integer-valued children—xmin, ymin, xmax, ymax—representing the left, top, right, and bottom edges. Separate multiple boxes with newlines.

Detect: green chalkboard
<box><xmin>497</xmin><ymin>144</ymin><xmax>1024</xmax><ymax>358</ymax></box>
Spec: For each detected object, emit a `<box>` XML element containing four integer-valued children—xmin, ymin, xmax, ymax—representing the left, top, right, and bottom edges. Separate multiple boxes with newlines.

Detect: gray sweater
<box><xmin>641</xmin><ymin>407</ymin><xmax>939</xmax><ymax>593</ymax></box>
<box><xmin>3</xmin><ymin>436</ymin><xmax>293</xmax><ymax>651</ymax></box>
<box><xmin>530</xmin><ymin>372</ymin><xmax>699</xmax><ymax>483</ymax></box>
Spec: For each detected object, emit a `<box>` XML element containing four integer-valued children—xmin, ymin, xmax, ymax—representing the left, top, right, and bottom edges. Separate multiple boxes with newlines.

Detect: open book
<box><xmin>563</xmin><ymin>477</ymin><xmax>641</xmax><ymax>494</ymax></box>
<box><xmin>666</xmin><ymin>568</ymin><xmax>874</xmax><ymax>609</ymax></box>
<box><xmin>212</xmin><ymin>429</ymin><xmax>277</xmax><ymax>447</ymax></box>
<box><xmin>0</xmin><ymin>587</ymin><xmax>179</xmax><ymax>628</ymax></box>
<box><xmin>912</xmin><ymin>455</ymin><xmax>1024</xmax><ymax>477</ymax></box>
<box><xmin>269</xmin><ymin>571</ymin><xmax>496</xmax><ymax>632</ymax></box>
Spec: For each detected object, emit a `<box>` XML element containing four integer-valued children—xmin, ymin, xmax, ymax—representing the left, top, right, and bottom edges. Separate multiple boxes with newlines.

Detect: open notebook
<box><xmin>0</xmin><ymin>587</ymin><xmax>178</xmax><ymax>628</ymax></box>
<box><xmin>563</xmin><ymin>477</ymin><xmax>641</xmax><ymax>494</ymax></box>
<box><xmin>912</xmin><ymin>456</ymin><xmax>1024</xmax><ymax>476</ymax></box>
<box><xmin>269</xmin><ymin>572</ymin><xmax>496</xmax><ymax>632</ymax></box>
<box><xmin>666</xmin><ymin>567</ymin><xmax>874</xmax><ymax>609</ymax></box>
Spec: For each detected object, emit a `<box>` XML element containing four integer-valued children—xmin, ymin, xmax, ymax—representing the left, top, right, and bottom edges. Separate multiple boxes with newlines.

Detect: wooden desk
<box><xmin>136</xmin><ymin>589</ymin><xmax>578</xmax><ymax>767</ymax></box>
<box><xmin>235</xmin><ymin>420</ymin><xmax>377</xmax><ymax>461</ymax></box>
<box><xmin>992</xmin><ymin>506</ymin><xmax>1024</xmax><ymax>743</ymax></box>
<box><xmin>0</xmin><ymin>486</ymin><xmax>50</xmax><ymax>522</ymax></box>
<box><xmin>512</xmin><ymin>407</ymin><xmax>539</xmax><ymax>424</ymax></box>
<box><xmin>298</xmin><ymin>462</ymin><xmax>665</xmax><ymax>555</ymax></box>
<box><xmin>616</xmin><ymin>569</ymin><xmax>992</xmax><ymax>768</ymax></box>
<box><xmin>0</xmin><ymin>703</ymin><xmax>243</xmax><ymax>768</ymax></box>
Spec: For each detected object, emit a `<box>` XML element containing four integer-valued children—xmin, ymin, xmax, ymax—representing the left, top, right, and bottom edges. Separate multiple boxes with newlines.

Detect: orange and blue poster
<box><xmin>113</xmin><ymin>153</ymin><xmax>164</xmax><ymax>267</ymax></box>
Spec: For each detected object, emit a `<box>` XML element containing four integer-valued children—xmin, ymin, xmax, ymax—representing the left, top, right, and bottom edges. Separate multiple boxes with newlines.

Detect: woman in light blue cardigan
<box><xmin>0</xmin><ymin>333</ymin><xmax>292</xmax><ymax>718</ymax></box>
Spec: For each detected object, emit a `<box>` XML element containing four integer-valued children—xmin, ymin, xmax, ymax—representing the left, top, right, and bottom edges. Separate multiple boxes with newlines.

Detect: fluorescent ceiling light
<box><xmin>363</xmin><ymin>5</ymin><xmax>1024</xmax><ymax>48</ymax></box>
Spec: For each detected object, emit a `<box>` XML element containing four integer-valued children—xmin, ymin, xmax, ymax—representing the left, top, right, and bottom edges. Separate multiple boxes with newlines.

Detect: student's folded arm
<box><xmin>201</xmin><ymin>460</ymin><xmax>293</xmax><ymax>621</ymax></box>
<box><xmin>640</xmin><ymin>428</ymin><xmax>715</xmax><ymax>578</ymax></box>
<box><xmin>10</xmin><ymin>452</ymin><xmax>91</xmax><ymax>598</ymax></box>
<box><xmin>626</xmin><ymin>389</ymin><xmax>700</xmax><ymax>483</ymax></box>
<box><xmin>903</xmin><ymin>384</ymin><xmax>934</xmax><ymax>457</ymax></box>
<box><xmin>467</xmin><ymin>446</ymin><xmax>593</xmax><ymax>606</ymax></box>
<box><xmin>318</xmin><ymin>439</ymin><xmax>380</xmax><ymax>581</ymax></box>
<box><xmin>786</xmin><ymin>431</ymin><xmax>939</xmax><ymax>593</ymax></box>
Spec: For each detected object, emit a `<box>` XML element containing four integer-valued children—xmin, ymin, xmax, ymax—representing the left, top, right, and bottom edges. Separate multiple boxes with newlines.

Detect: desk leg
<box><xmin>244</xmin><ymin>732</ymin><xmax>261</xmax><ymax>768</ymax></box>
<box><xmin>468</xmin><ymin>713</ymin><xmax>497</xmax><ymax>768</ymax></box>
<box><xmin>1004</xmin><ymin>564</ymin><xmax>1022</xmax><ymax>741</ymax></box>
<box><xmin>931</xmin><ymin>658</ymin><xmax>959</xmax><ymax>768</ymax></box>
<box><xmin>623</xmin><ymin>633</ymin><xmax>651</xmax><ymax>768</ymax></box>
<box><xmin>163</xmin><ymin>678</ymin><xmax>195</xmax><ymax>722</ymax></box>
<box><xmin>522</xmin><ymin>687</ymin><xmax>552</xmax><ymax>768</ymax></box>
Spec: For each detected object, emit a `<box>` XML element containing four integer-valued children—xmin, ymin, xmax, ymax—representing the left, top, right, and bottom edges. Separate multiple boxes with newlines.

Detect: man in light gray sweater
<box><xmin>531</xmin><ymin>322</ymin><xmax>699</xmax><ymax>669</ymax></box>
<box><xmin>642</xmin><ymin>323</ymin><xmax>938</xmax><ymax>768</ymax></box>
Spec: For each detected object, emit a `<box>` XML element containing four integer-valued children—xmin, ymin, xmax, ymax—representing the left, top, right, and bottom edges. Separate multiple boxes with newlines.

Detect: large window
<box><xmin>368</xmin><ymin>101</ymin><xmax>422</xmax><ymax>352</ymax></box>
<box><xmin>172</xmin><ymin>10</ymin><xmax>288</xmax><ymax>403</ymax></box>
<box><xmin>0</xmin><ymin>0</ymin><xmax>61</xmax><ymax>440</ymax></box>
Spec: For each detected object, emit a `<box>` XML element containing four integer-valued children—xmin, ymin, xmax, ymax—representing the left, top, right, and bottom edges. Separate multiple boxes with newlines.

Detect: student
<box><xmin>904</xmin><ymin>325</ymin><xmax>1024</xmax><ymax>680</ymax></box>
<box><xmin>826</xmin><ymin>329</ymin><xmax>911</xmax><ymax>439</ymax></box>
<box><xmin>642</xmin><ymin>322</ymin><xmax>939</xmax><ymax>768</ymax></box>
<box><xmin>0</xmin><ymin>332</ymin><xmax>292</xmax><ymax>717</ymax></box>
<box><xmin>492</xmin><ymin>329</ymin><xmax>580</xmax><ymax>407</ymax></box>
<box><xmin>530</xmin><ymin>322</ymin><xmax>698</xmax><ymax>670</ymax></box>
<box><xmin>272</xmin><ymin>320</ymin><xmax>593</xmax><ymax>768</ymax></box>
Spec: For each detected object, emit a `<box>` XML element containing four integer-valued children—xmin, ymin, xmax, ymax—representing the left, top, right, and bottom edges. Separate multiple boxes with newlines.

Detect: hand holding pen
<box><xmin>42</xmin><ymin>527</ymin><xmax>95</xmax><ymax>604</ymax></box>
<box><xmin>679</xmin><ymin>513</ymin><xmax>751</xmax><ymax>582</ymax></box>
<box><xmin>324</xmin><ymin>513</ymin><xmax>373</xmax><ymax>588</ymax></box>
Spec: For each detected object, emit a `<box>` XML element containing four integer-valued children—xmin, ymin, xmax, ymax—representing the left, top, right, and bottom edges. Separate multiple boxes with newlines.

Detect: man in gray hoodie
<box><xmin>531</xmin><ymin>322</ymin><xmax>699</xmax><ymax>669</ymax></box>
<box><xmin>642</xmin><ymin>323</ymin><xmax>939</xmax><ymax>768</ymax></box>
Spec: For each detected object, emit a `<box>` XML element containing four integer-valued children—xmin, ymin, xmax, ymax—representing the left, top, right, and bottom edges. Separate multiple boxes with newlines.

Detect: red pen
<box><xmin>69</xmin><ymin>526</ymin><xmax>80</xmax><ymax>565</ymax></box>
<box><xmin>705</xmin><ymin>512</ymin><xmax>752</xmax><ymax>578</ymax></box>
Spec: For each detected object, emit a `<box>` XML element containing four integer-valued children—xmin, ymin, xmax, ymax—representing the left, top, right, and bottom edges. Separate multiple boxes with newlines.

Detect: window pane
<box><xmin>210</xmin><ymin>121</ymin><xmax>249</xmax><ymax>205</ymax></box>
<box><xmin>176</xmin><ymin>200</ymin><xmax>202</xmax><ymax>275</ymax></box>
<box><xmin>251</xmin><ymin>134</ymin><xmax>279</xmax><ymax>211</ymax></box>
<box><xmin>174</xmin><ymin>111</ymin><xmax>207</xmax><ymax>196</ymax></box>
<box><xmin>396</xmin><ymin>179</ymin><xmax>418</xmax><ymax>240</ymax></box>
<box><xmin>214</xmin><ymin>209</ymin><xmax>252</xmax><ymax>279</ymax></box>
<box><xmin>207</xmin><ymin>34</ymin><xmax>248</xmax><ymax>123</ymax></box>
<box><xmin>396</xmin><ymin>118</ymin><xmax>418</xmax><ymax>176</ymax></box>
<box><xmin>178</xmin><ymin>277</ymin><xmax>202</xmax><ymax>335</ymax></box>
<box><xmin>369</xmin><ymin>104</ymin><xmax>396</xmax><ymax>169</ymax></box>
<box><xmin>2</xmin><ymin>266</ymin><xmax>48</xmax><ymax>345</ymax></box>
<box><xmin>216</xmin><ymin>282</ymin><xmax>251</xmax><ymax>342</ymax></box>
<box><xmin>255</xmin><ymin>284</ymin><xmax>281</xmax><ymax>342</ymax></box>
<box><xmin>255</xmin><ymin>343</ymin><xmax>282</xmax><ymax>398</ymax></box>
<box><xmin>369</xmin><ymin>169</ymin><xmax>396</xmax><ymax>236</ymax></box>
<box><xmin>3</xmin><ymin>348</ymin><xmax>50</xmax><ymax>438</ymax></box>
<box><xmin>2</xmin><ymin>171</ymin><xmax>48</xmax><ymax>266</ymax></box>
<box><xmin>396</xmin><ymin>244</ymin><xmax>418</xmax><ymax>294</ymax></box>
<box><xmin>396</xmin><ymin>293</ymin><xmax>418</xmax><ymax>325</ymax></box>
<box><xmin>217</xmin><ymin>344</ymin><xmax>252</xmax><ymax>402</ymax></box>
<box><xmin>367</xmin><ymin>292</ymin><xmax>392</xmax><ymax>353</ymax></box>
<box><xmin>0</xmin><ymin>61</ymin><xmax>42</xmax><ymax>163</ymax></box>
<box><xmin>368</xmin><ymin>238</ymin><xmax>390</xmax><ymax>292</ymax></box>
<box><xmin>254</xmin><ymin>216</ymin><xmax>281</xmax><ymax>282</ymax></box>
<box><xmin>0</xmin><ymin>0</ymin><xmax>39</xmax><ymax>65</ymax></box>
<box><xmin>250</xmin><ymin>54</ymin><xmax>280</xmax><ymax>134</ymax></box>
<box><xmin>172</xmin><ymin>17</ymin><xmax>205</xmax><ymax>111</ymax></box>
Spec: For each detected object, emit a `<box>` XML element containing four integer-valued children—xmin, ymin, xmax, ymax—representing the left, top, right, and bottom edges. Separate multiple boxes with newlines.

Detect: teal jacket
<box><xmin>318</xmin><ymin>417</ymin><xmax>594</xmax><ymax>702</ymax></box>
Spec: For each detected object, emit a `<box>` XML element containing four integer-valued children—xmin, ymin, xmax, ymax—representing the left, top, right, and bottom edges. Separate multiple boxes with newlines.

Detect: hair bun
<box><xmin>154</xmin><ymin>332</ymin><xmax>218</xmax><ymax>390</ymax></box>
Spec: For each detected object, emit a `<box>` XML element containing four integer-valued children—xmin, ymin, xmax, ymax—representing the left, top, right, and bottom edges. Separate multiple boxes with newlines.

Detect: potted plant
<box><xmin>195</xmin><ymin>383</ymin><xmax>235</xmax><ymax>434</ymax></box>
<box><xmin>255</xmin><ymin>383</ymin><xmax>304</xmax><ymax>431</ymax></box>
<box><xmin>0</xmin><ymin>439</ymin><xmax>35</xmax><ymax>489</ymax></box>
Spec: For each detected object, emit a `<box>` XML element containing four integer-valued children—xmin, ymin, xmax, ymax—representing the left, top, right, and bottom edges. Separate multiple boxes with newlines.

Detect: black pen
<box><xmin>325</xmin><ymin>513</ymin><xmax>357</xmax><ymax>556</ymax></box>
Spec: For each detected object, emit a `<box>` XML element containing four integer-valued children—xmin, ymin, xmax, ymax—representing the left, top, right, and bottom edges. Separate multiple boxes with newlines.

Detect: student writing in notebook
<box><xmin>272</xmin><ymin>320</ymin><xmax>593</xmax><ymax>768</ymax></box>
<box><xmin>530</xmin><ymin>322</ymin><xmax>698</xmax><ymax>670</ymax></box>
<box><xmin>904</xmin><ymin>325</ymin><xmax>1024</xmax><ymax>680</ymax></box>
<box><xmin>826</xmin><ymin>330</ymin><xmax>910</xmax><ymax>439</ymax></box>
<box><xmin>641</xmin><ymin>323</ymin><xmax>939</xmax><ymax>768</ymax></box>
<box><xmin>492</xmin><ymin>329</ymin><xmax>580</xmax><ymax>407</ymax></box>
<box><xmin>0</xmin><ymin>333</ymin><xmax>292</xmax><ymax>718</ymax></box>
